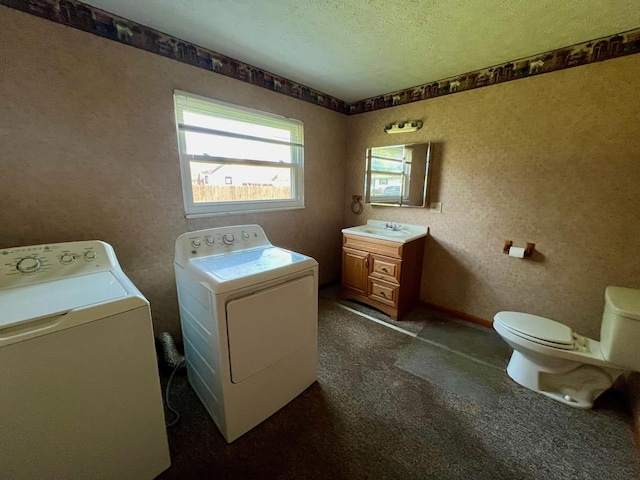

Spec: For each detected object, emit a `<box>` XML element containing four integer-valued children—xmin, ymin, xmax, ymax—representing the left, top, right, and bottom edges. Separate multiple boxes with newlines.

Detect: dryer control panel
<box><xmin>175</xmin><ymin>225</ymin><xmax>272</xmax><ymax>266</ymax></box>
<box><xmin>0</xmin><ymin>241</ymin><xmax>118</xmax><ymax>289</ymax></box>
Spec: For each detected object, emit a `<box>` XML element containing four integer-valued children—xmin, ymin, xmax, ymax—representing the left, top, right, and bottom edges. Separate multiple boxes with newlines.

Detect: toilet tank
<box><xmin>600</xmin><ymin>286</ymin><xmax>640</xmax><ymax>370</ymax></box>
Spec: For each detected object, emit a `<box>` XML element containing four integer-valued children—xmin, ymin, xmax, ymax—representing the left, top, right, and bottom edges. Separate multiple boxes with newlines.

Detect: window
<box><xmin>174</xmin><ymin>91</ymin><xmax>304</xmax><ymax>217</ymax></box>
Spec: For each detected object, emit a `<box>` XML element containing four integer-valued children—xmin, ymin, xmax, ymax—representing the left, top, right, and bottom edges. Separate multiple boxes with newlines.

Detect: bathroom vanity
<box><xmin>341</xmin><ymin>221</ymin><xmax>427</xmax><ymax>320</ymax></box>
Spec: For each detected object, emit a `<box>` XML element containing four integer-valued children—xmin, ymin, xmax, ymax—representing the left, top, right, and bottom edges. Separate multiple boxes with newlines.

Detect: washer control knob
<box><xmin>241</xmin><ymin>231</ymin><xmax>250</xmax><ymax>240</ymax></box>
<box><xmin>17</xmin><ymin>257</ymin><xmax>41</xmax><ymax>273</ymax></box>
<box><xmin>84</xmin><ymin>251</ymin><xmax>97</xmax><ymax>261</ymax></box>
<box><xmin>191</xmin><ymin>239</ymin><xmax>201</xmax><ymax>248</ymax></box>
<box><xmin>222</xmin><ymin>233</ymin><xmax>235</xmax><ymax>245</ymax></box>
<box><xmin>205</xmin><ymin>236</ymin><xmax>215</xmax><ymax>246</ymax></box>
<box><xmin>60</xmin><ymin>254</ymin><xmax>74</xmax><ymax>264</ymax></box>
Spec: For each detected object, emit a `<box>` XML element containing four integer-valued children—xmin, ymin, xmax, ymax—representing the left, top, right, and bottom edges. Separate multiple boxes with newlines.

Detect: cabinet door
<box><xmin>342</xmin><ymin>247</ymin><xmax>369</xmax><ymax>296</ymax></box>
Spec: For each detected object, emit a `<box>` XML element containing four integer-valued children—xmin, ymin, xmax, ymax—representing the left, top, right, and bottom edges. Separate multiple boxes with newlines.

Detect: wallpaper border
<box><xmin>3</xmin><ymin>0</ymin><xmax>640</xmax><ymax>116</ymax></box>
<box><xmin>0</xmin><ymin>0</ymin><xmax>350</xmax><ymax>114</ymax></box>
<box><xmin>350</xmin><ymin>28</ymin><xmax>640</xmax><ymax>114</ymax></box>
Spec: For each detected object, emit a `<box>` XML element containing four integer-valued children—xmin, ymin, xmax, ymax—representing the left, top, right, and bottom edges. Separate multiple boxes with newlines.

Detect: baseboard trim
<box><xmin>421</xmin><ymin>301</ymin><xmax>494</xmax><ymax>329</ymax></box>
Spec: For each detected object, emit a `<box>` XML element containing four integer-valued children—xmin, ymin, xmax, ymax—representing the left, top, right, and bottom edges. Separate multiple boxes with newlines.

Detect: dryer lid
<box><xmin>193</xmin><ymin>246</ymin><xmax>311</xmax><ymax>281</ymax></box>
<box><xmin>494</xmin><ymin>311</ymin><xmax>574</xmax><ymax>346</ymax></box>
<box><xmin>189</xmin><ymin>246</ymin><xmax>318</xmax><ymax>294</ymax></box>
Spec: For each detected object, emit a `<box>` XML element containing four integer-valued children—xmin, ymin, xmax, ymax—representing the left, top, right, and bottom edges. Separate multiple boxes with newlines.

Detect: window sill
<box><xmin>185</xmin><ymin>205</ymin><xmax>306</xmax><ymax>219</ymax></box>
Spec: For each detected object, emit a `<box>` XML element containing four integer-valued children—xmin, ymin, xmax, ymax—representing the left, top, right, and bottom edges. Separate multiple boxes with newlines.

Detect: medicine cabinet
<box><xmin>364</xmin><ymin>142</ymin><xmax>431</xmax><ymax>207</ymax></box>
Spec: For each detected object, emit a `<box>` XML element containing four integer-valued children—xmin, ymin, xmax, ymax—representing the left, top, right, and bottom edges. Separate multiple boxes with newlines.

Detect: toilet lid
<box><xmin>494</xmin><ymin>312</ymin><xmax>574</xmax><ymax>347</ymax></box>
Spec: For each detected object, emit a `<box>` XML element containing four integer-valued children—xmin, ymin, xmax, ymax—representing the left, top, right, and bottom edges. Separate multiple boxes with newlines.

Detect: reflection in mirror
<box><xmin>364</xmin><ymin>142</ymin><xmax>431</xmax><ymax>207</ymax></box>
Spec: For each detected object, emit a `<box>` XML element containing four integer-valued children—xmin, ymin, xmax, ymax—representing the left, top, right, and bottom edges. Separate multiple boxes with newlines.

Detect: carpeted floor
<box><xmin>158</xmin><ymin>292</ymin><xmax>640</xmax><ymax>479</ymax></box>
<box><xmin>319</xmin><ymin>282</ymin><xmax>427</xmax><ymax>334</ymax></box>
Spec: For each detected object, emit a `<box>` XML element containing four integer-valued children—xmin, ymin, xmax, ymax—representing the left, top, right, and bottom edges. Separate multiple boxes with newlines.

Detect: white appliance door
<box><xmin>226</xmin><ymin>274</ymin><xmax>316</xmax><ymax>383</ymax></box>
<box><xmin>0</xmin><ymin>307</ymin><xmax>170</xmax><ymax>479</ymax></box>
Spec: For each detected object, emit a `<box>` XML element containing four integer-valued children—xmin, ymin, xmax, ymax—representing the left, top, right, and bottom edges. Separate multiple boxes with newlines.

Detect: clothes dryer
<box><xmin>174</xmin><ymin>225</ymin><xmax>318</xmax><ymax>442</ymax></box>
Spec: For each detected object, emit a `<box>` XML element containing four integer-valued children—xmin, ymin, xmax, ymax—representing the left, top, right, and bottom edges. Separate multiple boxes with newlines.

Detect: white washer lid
<box><xmin>605</xmin><ymin>286</ymin><xmax>640</xmax><ymax>321</ymax></box>
<box><xmin>0</xmin><ymin>272</ymin><xmax>127</xmax><ymax>329</ymax></box>
<box><xmin>494</xmin><ymin>311</ymin><xmax>574</xmax><ymax>346</ymax></box>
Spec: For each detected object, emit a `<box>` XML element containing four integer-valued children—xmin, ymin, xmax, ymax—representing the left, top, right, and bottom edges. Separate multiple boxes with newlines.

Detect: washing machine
<box><xmin>0</xmin><ymin>241</ymin><xmax>170</xmax><ymax>479</ymax></box>
<box><xmin>174</xmin><ymin>225</ymin><xmax>318</xmax><ymax>442</ymax></box>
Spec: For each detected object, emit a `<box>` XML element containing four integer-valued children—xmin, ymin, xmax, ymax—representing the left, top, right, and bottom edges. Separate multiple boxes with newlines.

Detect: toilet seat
<box><xmin>494</xmin><ymin>312</ymin><xmax>575</xmax><ymax>350</ymax></box>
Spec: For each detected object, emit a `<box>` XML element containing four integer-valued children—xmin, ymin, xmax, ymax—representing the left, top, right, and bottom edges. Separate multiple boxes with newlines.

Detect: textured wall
<box><xmin>344</xmin><ymin>54</ymin><xmax>640</xmax><ymax>339</ymax></box>
<box><xmin>0</xmin><ymin>7</ymin><xmax>347</xmax><ymax>337</ymax></box>
<box><xmin>3</xmin><ymin>5</ymin><xmax>640</xmax><ymax>343</ymax></box>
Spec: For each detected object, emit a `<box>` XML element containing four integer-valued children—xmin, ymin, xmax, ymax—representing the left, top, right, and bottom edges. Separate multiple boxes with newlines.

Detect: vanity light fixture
<box><xmin>383</xmin><ymin>120</ymin><xmax>423</xmax><ymax>134</ymax></box>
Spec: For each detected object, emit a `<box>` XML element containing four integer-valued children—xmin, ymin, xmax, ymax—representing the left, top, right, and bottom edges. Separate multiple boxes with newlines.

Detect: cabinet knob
<box><xmin>381</xmin><ymin>267</ymin><xmax>388</xmax><ymax>272</ymax></box>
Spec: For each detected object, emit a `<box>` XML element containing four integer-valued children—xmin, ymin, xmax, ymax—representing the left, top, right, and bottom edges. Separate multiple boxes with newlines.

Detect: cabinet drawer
<box><xmin>343</xmin><ymin>234</ymin><xmax>402</xmax><ymax>259</ymax></box>
<box><xmin>370</xmin><ymin>255</ymin><xmax>401</xmax><ymax>283</ymax></box>
<box><xmin>368</xmin><ymin>278</ymin><xmax>399</xmax><ymax>307</ymax></box>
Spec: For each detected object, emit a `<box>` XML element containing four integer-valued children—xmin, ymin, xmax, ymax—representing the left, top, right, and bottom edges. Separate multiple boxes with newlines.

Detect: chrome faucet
<box><xmin>385</xmin><ymin>222</ymin><xmax>402</xmax><ymax>231</ymax></box>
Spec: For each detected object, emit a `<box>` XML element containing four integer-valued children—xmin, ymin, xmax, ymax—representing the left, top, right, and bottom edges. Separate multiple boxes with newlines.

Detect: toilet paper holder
<box><xmin>503</xmin><ymin>240</ymin><xmax>535</xmax><ymax>258</ymax></box>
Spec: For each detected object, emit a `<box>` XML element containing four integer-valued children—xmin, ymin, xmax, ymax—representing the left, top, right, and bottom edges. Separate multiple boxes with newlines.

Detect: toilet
<box><xmin>494</xmin><ymin>286</ymin><xmax>640</xmax><ymax>409</ymax></box>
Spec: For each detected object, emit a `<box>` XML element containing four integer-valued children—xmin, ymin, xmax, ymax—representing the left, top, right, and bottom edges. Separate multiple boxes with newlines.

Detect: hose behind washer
<box><xmin>157</xmin><ymin>331</ymin><xmax>185</xmax><ymax>369</ymax></box>
<box><xmin>156</xmin><ymin>332</ymin><xmax>186</xmax><ymax>428</ymax></box>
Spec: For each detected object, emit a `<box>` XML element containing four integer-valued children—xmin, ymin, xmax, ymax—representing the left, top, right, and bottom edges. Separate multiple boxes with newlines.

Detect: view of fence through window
<box><xmin>369</xmin><ymin>145</ymin><xmax>409</xmax><ymax>198</ymax></box>
<box><xmin>175</xmin><ymin>92</ymin><xmax>304</xmax><ymax>215</ymax></box>
<box><xmin>183</xmin><ymin>111</ymin><xmax>295</xmax><ymax>204</ymax></box>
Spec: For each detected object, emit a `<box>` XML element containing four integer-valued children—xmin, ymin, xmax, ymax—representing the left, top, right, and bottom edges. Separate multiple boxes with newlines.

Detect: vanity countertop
<box><xmin>341</xmin><ymin>220</ymin><xmax>428</xmax><ymax>244</ymax></box>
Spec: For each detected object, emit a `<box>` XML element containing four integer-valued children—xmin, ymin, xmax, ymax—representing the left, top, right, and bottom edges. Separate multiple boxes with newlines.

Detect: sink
<box><xmin>342</xmin><ymin>221</ymin><xmax>428</xmax><ymax>243</ymax></box>
<box><xmin>361</xmin><ymin>227</ymin><xmax>408</xmax><ymax>237</ymax></box>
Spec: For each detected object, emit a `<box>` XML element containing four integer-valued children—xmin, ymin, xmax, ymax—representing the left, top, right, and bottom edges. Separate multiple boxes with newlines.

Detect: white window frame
<box><xmin>174</xmin><ymin>90</ymin><xmax>305</xmax><ymax>217</ymax></box>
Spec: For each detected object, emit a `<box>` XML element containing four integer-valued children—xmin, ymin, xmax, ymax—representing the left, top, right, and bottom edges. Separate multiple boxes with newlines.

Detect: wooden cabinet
<box><xmin>341</xmin><ymin>233</ymin><xmax>425</xmax><ymax>320</ymax></box>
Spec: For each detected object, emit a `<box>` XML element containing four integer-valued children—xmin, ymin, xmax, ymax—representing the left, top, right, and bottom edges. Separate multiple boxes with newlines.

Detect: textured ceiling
<box><xmin>85</xmin><ymin>0</ymin><xmax>640</xmax><ymax>103</ymax></box>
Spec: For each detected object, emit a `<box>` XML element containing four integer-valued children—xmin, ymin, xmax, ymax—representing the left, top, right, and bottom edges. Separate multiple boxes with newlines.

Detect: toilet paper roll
<box><xmin>509</xmin><ymin>246</ymin><xmax>526</xmax><ymax>258</ymax></box>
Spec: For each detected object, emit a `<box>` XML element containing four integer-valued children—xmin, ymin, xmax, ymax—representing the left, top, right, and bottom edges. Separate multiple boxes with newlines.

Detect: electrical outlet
<box><xmin>428</xmin><ymin>201</ymin><xmax>442</xmax><ymax>213</ymax></box>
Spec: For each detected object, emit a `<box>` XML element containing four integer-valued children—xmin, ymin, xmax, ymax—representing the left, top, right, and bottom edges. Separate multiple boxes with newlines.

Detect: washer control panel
<box><xmin>175</xmin><ymin>225</ymin><xmax>271</xmax><ymax>264</ymax></box>
<box><xmin>1</xmin><ymin>241</ymin><xmax>114</xmax><ymax>288</ymax></box>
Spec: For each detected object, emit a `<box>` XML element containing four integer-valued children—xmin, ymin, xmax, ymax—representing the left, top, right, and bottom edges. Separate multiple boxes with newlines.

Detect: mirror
<box><xmin>364</xmin><ymin>142</ymin><xmax>431</xmax><ymax>207</ymax></box>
